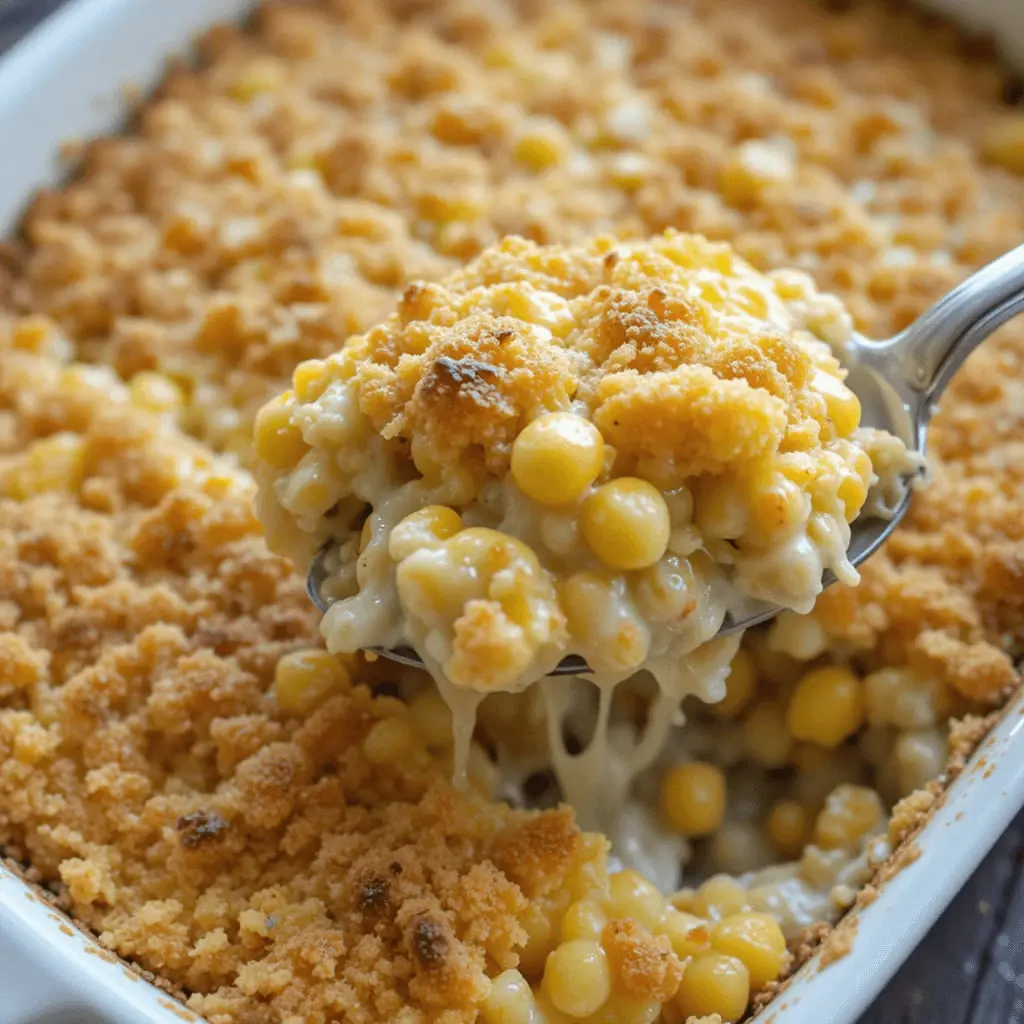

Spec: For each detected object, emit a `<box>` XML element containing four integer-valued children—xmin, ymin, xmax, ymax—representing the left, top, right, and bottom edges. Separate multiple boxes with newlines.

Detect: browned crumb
<box><xmin>603</xmin><ymin>918</ymin><xmax>684</xmax><ymax>1002</ymax></box>
<box><xmin>0</xmin><ymin>345</ymin><xmax>611</xmax><ymax>1024</ymax></box>
<box><xmin>818</xmin><ymin>917</ymin><xmax>858</xmax><ymax>968</ymax></box>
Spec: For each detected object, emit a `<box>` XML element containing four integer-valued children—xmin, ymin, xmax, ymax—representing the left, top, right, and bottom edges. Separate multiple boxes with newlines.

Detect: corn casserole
<box><xmin>1</xmin><ymin>0</ymin><xmax>1023</xmax><ymax>1023</ymax></box>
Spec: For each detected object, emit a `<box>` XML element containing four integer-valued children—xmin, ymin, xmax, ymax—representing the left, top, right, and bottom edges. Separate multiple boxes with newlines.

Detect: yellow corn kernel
<box><xmin>273</xmin><ymin>648</ymin><xmax>351</xmax><ymax>715</ymax></box>
<box><xmin>587</xmin><ymin>994</ymin><xmax>662</xmax><ymax>1024</ymax></box>
<box><xmin>389</xmin><ymin>505</ymin><xmax>464</xmax><ymax>561</ymax></box>
<box><xmin>129</xmin><ymin>372</ymin><xmax>183</xmax><ymax>414</ymax></box>
<box><xmin>511</xmin><ymin>412</ymin><xmax>605</xmax><ymax>508</ymax></box>
<box><xmin>561</xmin><ymin>571</ymin><xmax>650</xmax><ymax>672</ymax></box>
<box><xmin>606</xmin><ymin>870</ymin><xmax>665</xmax><ymax>932</ymax></box>
<box><xmin>481</xmin><ymin>969</ymin><xmax>536</xmax><ymax>1024</ymax></box>
<box><xmin>560</xmin><ymin>899</ymin><xmax>607</xmax><ymax>942</ymax></box>
<box><xmin>582</xmin><ymin>478</ymin><xmax>670</xmax><ymax>570</ymax></box>
<box><xmin>765</xmin><ymin>801</ymin><xmax>811</xmax><ymax>859</ymax></box>
<box><xmin>565</xmin><ymin>833</ymin><xmax>610</xmax><ymax>901</ymax></box>
<box><xmin>786</xmin><ymin>665</ymin><xmax>864</xmax><ymax>748</ymax></box>
<box><xmin>254</xmin><ymin>396</ymin><xmax>307</xmax><ymax>469</ymax></box>
<box><xmin>709</xmin><ymin>648</ymin><xmax>757</xmax><ymax>719</ymax></box>
<box><xmin>362</xmin><ymin>716</ymin><xmax>416</xmax><ymax>766</ymax></box>
<box><xmin>229</xmin><ymin>57</ymin><xmax>285</xmax><ymax>100</ymax></box>
<box><xmin>518</xmin><ymin>900</ymin><xmax>562</xmax><ymax>977</ymax></box>
<box><xmin>657</xmin><ymin>909</ymin><xmax>711</xmax><ymax>959</ymax></box>
<box><xmin>694</xmin><ymin>475</ymin><xmax>749</xmax><ymax>541</ymax></box>
<box><xmin>3</xmin><ymin>434</ymin><xmax>87</xmax><ymax>500</ymax></box>
<box><xmin>813</xmin><ymin>784</ymin><xmax>884</xmax><ymax>851</ymax></box>
<box><xmin>407</xmin><ymin>689</ymin><xmax>453</xmax><ymax>749</ymax></box>
<box><xmin>679</xmin><ymin>876</ymin><xmax>750</xmax><ymax>921</ymax></box>
<box><xmin>747</xmin><ymin>473</ymin><xmax>808</xmax><ymax>542</ymax></box>
<box><xmin>676</xmin><ymin>952</ymin><xmax>751</xmax><ymax>1023</ymax></box>
<box><xmin>741</xmin><ymin>701</ymin><xmax>794</xmax><ymax>768</ymax></box>
<box><xmin>710</xmin><ymin>822</ymin><xmax>774</xmax><ymax>876</ymax></box>
<box><xmin>293</xmin><ymin>359</ymin><xmax>332</xmax><ymax>403</ymax></box>
<box><xmin>513</xmin><ymin>122</ymin><xmax>570</xmax><ymax>171</ymax></box>
<box><xmin>982</xmin><ymin>114</ymin><xmax>1024</xmax><ymax>174</ymax></box>
<box><xmin>542</xmin><ymin>939</ymin><xmax>611</xmax><ymax>1018</ymax></box>
<box><xmin>660</xmin><ymin>761</ymin><xmax>727</xmax><ymax>837</ymax></box>
<box><xmin>838</xmin><ymin>449</ymin><xmax>873</xmax><ymax>522</ymax></box>
<box><xmin>811</xmin><ymin>368</ymin><xmax>861</xmax><ymax>438</ymax></box>
<box><xmin>710</xmin><ymin>913</ymin><xmax>788</xmax><ymax>989</ymax></box>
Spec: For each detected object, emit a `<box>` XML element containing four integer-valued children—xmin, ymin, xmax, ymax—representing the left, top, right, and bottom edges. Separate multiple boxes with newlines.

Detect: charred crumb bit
<box><xmin>411</xmin><ymin>916</ymin><xmax>450</xmax><ymax>969</ymax></box>
<box><xmin>358</xmin><ymin>876</ymin><xmax>391</xmax><ymax>913</ymax></box>
<box><xmin>176</xmin><ymin>811</ymin><xmax>230</xmax><ymax>848</ymax></box>
<box><xmin>192</xmin><ymin>627</ymin><xmax>233</xmax><ymax>654</ymax></box>
<box><xmin>428</xmin><ymin>355</ymin><xmax>503</xmax><ymax>396</ymax></box>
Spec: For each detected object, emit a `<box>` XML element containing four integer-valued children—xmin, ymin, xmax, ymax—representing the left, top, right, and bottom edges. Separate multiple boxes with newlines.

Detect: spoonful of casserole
<box><xmin>253</xmin><ymin>232</ymin><xmax>1021</xmax><ymax>799</ymax></box>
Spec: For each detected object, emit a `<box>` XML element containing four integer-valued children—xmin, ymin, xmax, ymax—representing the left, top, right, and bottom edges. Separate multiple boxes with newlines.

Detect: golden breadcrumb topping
<box><xmin>342</xmin><ymin>232</ymin><xmax>846</xmax><ymax>483</ymax></box>
<box><xmin>1</xmin><ymin>343</ymin><xmax>675</xmax><ymax>1023</ymax></box>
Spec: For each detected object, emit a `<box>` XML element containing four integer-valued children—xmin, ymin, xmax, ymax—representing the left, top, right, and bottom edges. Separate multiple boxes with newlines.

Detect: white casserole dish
<box><xmin>0</xmin><ymin>1</ymin><xmax>1022</xmax><ymax>1022</ymax></box>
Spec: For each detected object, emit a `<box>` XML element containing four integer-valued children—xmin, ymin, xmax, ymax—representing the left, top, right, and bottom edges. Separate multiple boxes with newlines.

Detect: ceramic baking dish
<box><xmin>1</xmin><ymin>1</ymin><xmax>1023</xmax><ymax>1022</ymax></box>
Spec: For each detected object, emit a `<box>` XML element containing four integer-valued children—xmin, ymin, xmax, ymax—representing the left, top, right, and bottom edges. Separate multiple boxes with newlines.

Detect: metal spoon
<box><xmin>308</xmin><ymin>243</ymin><xmax>1024</xmax><ymax>676</ymax></box>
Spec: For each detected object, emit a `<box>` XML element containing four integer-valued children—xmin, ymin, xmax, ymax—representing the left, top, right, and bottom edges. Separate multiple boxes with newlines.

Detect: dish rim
<box><xmin>0</xmin><ymin>1</ymin><xmax>1022</xmax><ymax>1022</ymax></box>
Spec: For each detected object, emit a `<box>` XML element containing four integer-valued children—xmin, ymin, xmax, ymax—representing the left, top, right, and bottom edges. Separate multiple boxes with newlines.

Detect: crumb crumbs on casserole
<box><xmin>0</xmin><ymin>0</ymin><xmax>1023</xmax><ymax>1021</ymax></box>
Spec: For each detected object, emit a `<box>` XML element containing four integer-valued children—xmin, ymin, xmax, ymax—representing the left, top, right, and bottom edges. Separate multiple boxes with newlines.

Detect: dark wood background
<box><xmin>0</xmin><ymin>2</ymin><xmax>1021</xmax><ymax>1021</ymax></box>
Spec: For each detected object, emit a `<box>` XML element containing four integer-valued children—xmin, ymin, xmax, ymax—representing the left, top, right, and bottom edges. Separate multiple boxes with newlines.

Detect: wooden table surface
<box><xmin>1</xmin><ymin>2</ymin><xmax>1022</xmax><ymax>1022</ymax></box>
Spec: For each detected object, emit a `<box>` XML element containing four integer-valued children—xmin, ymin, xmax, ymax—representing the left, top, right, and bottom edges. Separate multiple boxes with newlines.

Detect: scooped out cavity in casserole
<box><xmin>0</xmin><ymin>0</ymin><xmax>1022</xmax><ymax>1022</ymax></box>
<box><xmin>254</xmin><ymin>230</ymin><xmax>916</xmax><ymax>836</ymax></box>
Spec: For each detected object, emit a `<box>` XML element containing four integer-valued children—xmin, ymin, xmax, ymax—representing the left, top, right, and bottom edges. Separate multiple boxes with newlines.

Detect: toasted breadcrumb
<box><xmin>0</xmin><ymin>344</ymin><xmax>626</xmax><ymax>1023</ymax></box>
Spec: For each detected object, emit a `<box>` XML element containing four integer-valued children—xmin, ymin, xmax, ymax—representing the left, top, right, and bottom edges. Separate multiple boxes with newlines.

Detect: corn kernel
<box><xmin>561</xmin><ymin>571</ymin><xmax>651</xmax><ymax>671</ymax></box>
<box><xmin>519</xmin><ymin>900</ymin><xmax>562</xmax><ymax>977</ymax></box>
<box><xmin>229</xmin><ymin>57</ymin><xmax>285</xmax><ymax>100</ymax></box>
<box><xmin>813</xmin><ymin>784</ymin><xmax>884</xmax><ymax>851</ymax></box>
<box><xmin>514</xmin><ymin>123</ymin><xmax>570</xmax><ymax>171</ymax></box>
<box><xmin>786</xmin><ymin>666</ymin><xmax>864</xmax><ymax>748</ymax></box>
<box><xmin>389</xmin><ymin>505</ymin><xmax>464</xmax><ymax>561</ymax></box>
<box><xmin>293</xmin><ymin>359</ymin><xmax>333</xmax><ymax>403</ymax></box>
<box><xmin>560</xmin><ymin>900</ymin><xmax>607</xmax><ymax>942</ymax></box>
<box><xmin>129</xmin><ymin>372</ymin><xmax>183</xmax><ymax>414</ymax></box>
<box><xmin>3</xmin><ymin>434</ymin><xmax>87</xmax><ymax>499</ymax></box>
<box><xmin>747</xmin><ymin>473</ymin><xmax>808</xmax><ymax>542</ymax></box>
<box><xmin>660</xmin><ymin>761</ymin><xmax>727</xmax><ymax>837</ymax></box>
<box><xmin>709</xmin><ymin>648</ymin><xmax>757</xmax><ymax>718</ymax></box>
<box><xmin>765</xmin><ymin>801</ymin><xmax>811</xmax><ymax>859</ymax></box>
<box><xmin>362</xmin><ymin>716</ymin><xmax>416</xmax><ymax>765</ymax></box>
<box><xmin>694</xmin><ymin>475</ymin><xmax>749</xmax><ymax>541</ymax></box>
<box><xmin>811</xmin><ymin>369</ymin><xmax>861</xmax><ymax>438</ymax></box>
<box><xmin>274</xmin><ymin>648</ymin><xmax>350</xmax><ymax>715</ymax></box>
<box><xmin>481</xmin><ymin>969</ymin><xmax>535</xmax><ymax>1024</ymax></box>
<box><xmin>657</xmin><ymin>909</ymin><xmax>711</xmax><ymax>959</ymax></box>
<box><xmin>254</xmin><ymin>396</ymin><xmax>307</xmax><ymax>469</ymax></box>
<box><xmin>606</xmin><ymin>870</ymin><xmax>665</xmax><ymax>931</ymax></box>
<box><xmin>710</xmin><ymin>913</ymin><xmax>787</xmax><ymax>989</ymax></box>
<box><xmin>676</xmin><ymin>952</ymin><xmax>751</xmax><ymax>1023</ymax></box>
<box><xmin>511</xmin><ymin>412</ymin><xmax>605</xmax><ymax>508</ymax></box>
<box><xmin>838</xmin><ymin>450</ymin><xmax>873</xmax><ymax>522</ymax></box>
<box><xmin>681</xmin><ymin>876</ymin><xmax>750</xmax><ymax>920</ymax></box>
<box><xmin>542</xmin><ymin>939</ymin><xmax>611</xmax><ymax>1018</ymax></box>
<box><xmin>582</xmin><ymin>478</ymin><xmax>670</xmax><ymax>570</ymax></box>
<box><xmin>742</xmin><ymin>701</ymin><xmax>793</xmax><ymax>768</ymax></box>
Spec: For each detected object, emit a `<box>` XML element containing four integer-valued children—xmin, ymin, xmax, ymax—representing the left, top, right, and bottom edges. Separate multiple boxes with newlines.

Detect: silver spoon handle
<box><xmin>891</xmin><ymin>242</ymin><xmax>1024</xmax><ymax>404</ymax></box>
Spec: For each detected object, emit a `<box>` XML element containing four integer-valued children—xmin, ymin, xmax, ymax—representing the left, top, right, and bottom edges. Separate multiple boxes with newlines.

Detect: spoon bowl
<box><xmin>308</xmin><ymin>243</ymin><xmax>1024</xmax><ymax>675</ymax></box>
